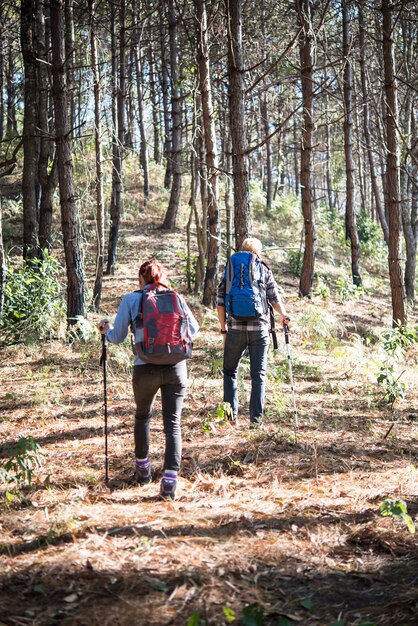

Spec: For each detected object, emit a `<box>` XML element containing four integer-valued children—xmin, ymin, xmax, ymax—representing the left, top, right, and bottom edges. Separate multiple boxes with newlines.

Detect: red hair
<box><xmin>138</xmin><ymin>260</ymin><xmax>169</xmax><ymax>287</ymax></box>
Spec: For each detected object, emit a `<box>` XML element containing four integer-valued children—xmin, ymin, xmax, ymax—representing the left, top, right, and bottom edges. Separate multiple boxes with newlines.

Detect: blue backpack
<box><xmin>224</xmin><ymin>252</ymin><xmax>267</xmax><ymax>320</ymax></box>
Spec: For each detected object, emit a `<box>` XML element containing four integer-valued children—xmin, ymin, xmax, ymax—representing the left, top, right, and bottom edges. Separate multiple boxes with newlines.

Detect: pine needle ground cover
<box><xmin>1</xmin><ymin>214</ymin><xmax>417</xmax><ymax>626</ymax></box>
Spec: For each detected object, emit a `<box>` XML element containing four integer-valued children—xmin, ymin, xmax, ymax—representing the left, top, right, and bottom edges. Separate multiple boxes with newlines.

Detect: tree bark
<box><xmin>50</xmin><ymin>0</ymin><xmax>85</xmax><ymax>322</ymax></box>
<box><xmin>296</xmin><ymin>0</ymin><xmax>315</xmax><ymax>297</ymax></box>
<box><xmin>107</xmin><ymin>0</ymin><xmax>126</xmax><ymax>274</ymax></box>
<box><xmin>381</xmin><ymin>0</ymin><xmax>407</xmax><ymax>325</ymax></box>
<box><xmin>226</xmin><ymin>0</ymin><xmax>250</xmax><ymax>250</ymax></box>
<box><xmin>37</xmin><ymin>1</ymin><xmax>57</xmax><ymax>252</ymax></box>
<box><xmin>160</xmin><ymin>3</ymin><xmax>172</xmax><ymax>189</ymax></box>
<box><xmin>89</xmin><ymin>0</ymin><xmax>105</xmax><ymax>310</ymax></box>
<box><xmin>133</xmin><ymin>37</ymin><xmax>150</xmax><ymax>201</ymax></box>
<box><xmin>20</xmin><ymin>0</ymin><xmax>39</xmax><ymax>258</ymax></box>
<box><xmin>148</xmin><ymin>44</ymin><xmax>161</xmax><ymax>164</ymax></box>
<box><xmin>342</xmin><ymin>0</ymin><xmax>361</xmax><ymax>286</ymax></box>
<box><xmin>197</xmin><ymin>0</ymin><xmax>220</xmax><ymax>307</ymax></box>
<box><xmin>161</xmin><ymin>0</ymin><xmax>182</xmax><ymax>230</ymax></box>
<box><xmin>358</xmin><ymin>2</ymin><xmax>388</xmax><ymax>243</ymax></box>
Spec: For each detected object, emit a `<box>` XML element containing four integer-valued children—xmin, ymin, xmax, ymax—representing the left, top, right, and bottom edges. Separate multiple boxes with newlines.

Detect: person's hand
<box><xmin>98</xmin><ymin>319</ymin><xmax>110</xmax><ymax>334</ymax></box>
<box><xmin>281</xmin><ymin>316</ymin><xmax>290</xmax><ymax>328</ymax></box>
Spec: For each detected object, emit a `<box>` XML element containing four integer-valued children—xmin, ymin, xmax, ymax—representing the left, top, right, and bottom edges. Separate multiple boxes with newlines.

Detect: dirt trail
<box><xmin>1</xmin><ymin>214</ymin><xmax>417</xmax><ymax>626</ymax></box>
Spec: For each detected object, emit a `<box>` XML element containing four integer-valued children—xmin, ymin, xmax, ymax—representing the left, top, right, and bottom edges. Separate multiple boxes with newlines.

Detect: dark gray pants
<box><xmin>132</xmin><ymin>362</ymin><xmax>188</xmax><ymax>471</ymax></box>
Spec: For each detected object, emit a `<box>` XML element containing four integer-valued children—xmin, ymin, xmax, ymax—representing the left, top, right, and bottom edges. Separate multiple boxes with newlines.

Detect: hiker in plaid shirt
<box><xmin>217</xmin><ymin>238</ymin><xmax>290</xmax><ymax>428</ymax></box>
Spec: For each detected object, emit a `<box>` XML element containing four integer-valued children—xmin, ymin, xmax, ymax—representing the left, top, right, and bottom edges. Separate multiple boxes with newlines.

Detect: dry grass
<box><xmin>1</xmin><ymin>209</ymin><xmax>418</xmax><ymax>626</ymax></box>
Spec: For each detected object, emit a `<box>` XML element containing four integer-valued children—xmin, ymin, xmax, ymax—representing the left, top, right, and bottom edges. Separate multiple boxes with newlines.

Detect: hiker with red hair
<box><xmin>99</xmin><ymin>260</ymin><xmax>199</xmax><ymax>500</ymax></box>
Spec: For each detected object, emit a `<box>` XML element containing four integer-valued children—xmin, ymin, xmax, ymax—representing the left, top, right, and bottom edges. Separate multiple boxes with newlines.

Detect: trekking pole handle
<box><xmin>100</xmin><ymin>333</ymin><xmax>107</xmax><ymax>366</ymax></box>
<box><xmin>283</xmin><ymin>320</ymin><xmax>291</xmax><ymax>345</ymax></box>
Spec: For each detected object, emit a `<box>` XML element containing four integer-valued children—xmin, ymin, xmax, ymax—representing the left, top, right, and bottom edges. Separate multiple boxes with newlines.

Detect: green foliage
<box><xmin>287</xmin><ymin>249</ymin><xmax>302</xmax><ymax>277</ymax></box>
<box><xmin>380</xmin><ymin>323</ymin><xmax>417</xmax><ymax>359</ymax></box>
<box><xmin>335</xmin><ymin>275</ymin><xmax>364</xmax><ymax>303</ymax></box>
<box><xmin>1</xmin><ymin>436</ymin><xmax>44</xmax><ymax>488</ymax></box>
<box><xmin>223</xmin><ymin>607</ymin><xmax>236</xmax><ymax>623</ymax></box>
<box><xmin>0</xmin><ymin>252</ymin><xmax>64</xmax><ymax>345</ymax></box>
<box><xmin>379</xmin><ymin>499</ymin><xmax>415</xmax><ymax>534</ymax></box>
<box><xmin>298</xmin><ymin>306</ymin><xmax>340</xmax><ymax>350</ymax></box>
<box><xmin>187</xmin><ymin>610</ymin><xmax>205</xmax><ymax>626</ymax></box>
<box><xmin>202</xmin><ymin>402</ymin><xmax>233</xmax><ymax>434</ymax></box>
<box><xmin>314</xmin><ymin>275</ymin><xmax>331</xmax><ymax>299</ymax></box>
<box><xmin>242</xmin><ymin>603</ymin><xmax>264</xmax><ymax>626</ymax></box>
<box><xmin>376</xmin><ymin>363</ymin><xmax>406</xmax><ymax>408</ymax></box>
<box><xmin>376</xmin><ymin>323</ymin><xmax>417</xmax><ymax>408</ymax></box>
<box><xmin>357</xmin><ymin>210</ymin><xmax>385</xmax><ymax>258</ymax></box>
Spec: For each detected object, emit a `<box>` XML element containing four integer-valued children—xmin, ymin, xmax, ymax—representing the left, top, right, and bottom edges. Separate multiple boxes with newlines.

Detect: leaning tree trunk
<box><xmin>342</xmin><ymin>0</ymin><xmax>361</xmax><ymax>286</ymax></box>
<box><xmin>50</xmin><ymin>0</ymin><xmax>84</xmax><ymax>322</ymax></box>
<box><xmin>197</xmin><ymin>0</ymin><xmax>220</xmax><ymax>307</ymax></box>
<box><xmin>226</xmin><ymin>0</ymin><xmax>250</xmax><ymax>249</ymax></box>
<box><xmin>21</xmin><ymin>0</ymin><xmax>39</xmax><ymax>259</ymax></box>
<box><xmin>296</xmin><ymin>0</ymin><xmax>315</xmax><ymax>297</ymax></box>
<box><xmin>161</xmin><ymin>0</ymin><xmax>182</xmax><ymax>230</ymax></box>
<box><xmin>382</xmin><ymin>0</ymin><xmax>407</xmax><ymax>325</ymax></box>
<box><xmin>89</xmin><ymin>0</ymin><xmax>105</xmax><ymax>310</ymax></box>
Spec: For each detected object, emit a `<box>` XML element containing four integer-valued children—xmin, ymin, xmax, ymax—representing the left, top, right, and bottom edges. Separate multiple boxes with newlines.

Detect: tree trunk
<box><xmin>358</xmin><ymin>2</ymin><xmax>388</xmax><ymax>243</ymax></box>
<box><xmin>197</xmin><ymin>0</ymin><xmax>220</xmax><ymax>307</ymax></box>
<box><xmin>160</xmin><ymin>3</ymin><xmax>172</xmax><ymax>189</ymax></box>
<box><xmin>107</xmin><ymin>0</ymin><xmax>126</xmax><ymax>274</ymax></box>
<box><xmin>37</xmin><ymin>1</ymin><xmax>57</xmax><ymax>252</ymax></box>
<box><xmin>400</xmin><ymin>17</ymin><xmax>417</xmax><ymax>304</ymax></box>
<box><xmin>342</xmin><ymin>0</ymin><xmax>361</xmax><ymax>286</ymax></box>
<box><xmin>64</xmin><ymin>0</ymin><xmax>75</xmax><ymax>137</ymax></box>
<box><xmin>50</xmin><ymin>0</ymin><xmax>84</xmax><ymax>322</ymax></box>
<box><xmin>261</xmin><ymin>94</ymin><xmax>273</xmax><ymax>212</ymax></box>
<box><xmin>0</xmin><ymin>27</ymin><xmax>3</xmax><ymax>141</ymax></box>
<box><xmin>148</xmin><ymin>44</ymin><xmax>161</xmax><ymax>164</ymax></box>
<box><xmin>134</xmin><ymin>41</ymin><xmax>150</xmax><ymax>200</ymax></box>
<box><xmin>161</xmin><ymin>0</ymin><xmax>182</xmax><ymax>230</ymax></box>
<box><xmin>296</xmin><ymin>0</ymin><xmax>315</xmax><ymax>297</ymax></box>
<box><xmin>89</xmin><ymin>0</ymin><xmax>105</xmax><ymax>310</ymax></box>
<box><xmin>381</xmin><ymin>0</ymin><xmax>407</xmax><ymax>325</ymax></box>
<box><xmin>226</xmin><ymin>0</ymin><xmax>250</xmax><ymax>250</ymax></box>
<box><xmin>21</xmin><ymin>0</ymin><xmax>39</xmax><ymax>258</ymax></box>
<box><xmin>6</xmin><ymin>44</ymin><xmax>17</xmax><ymax>134</ymax></box>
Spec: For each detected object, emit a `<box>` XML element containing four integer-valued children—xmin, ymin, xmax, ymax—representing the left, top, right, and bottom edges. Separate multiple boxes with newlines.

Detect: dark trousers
<box><xmin>132</xmin><ymin>362</ymin><xmax>188</xmax><ymax>471</ymax></box>
<box><xmin>223</xmin><ymin>328</ymin><xmax>270</xmax><ymax>422</ymax></box>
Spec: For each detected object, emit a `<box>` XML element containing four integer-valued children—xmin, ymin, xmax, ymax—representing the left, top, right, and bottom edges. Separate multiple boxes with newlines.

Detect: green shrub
<box><xmin>335</xmin><ymin>275</ymin><xmax>364</xmax><ymax>303</ymax></box>
<box><xmin>298</xmin><ymin>306</ymin><xmax>340</xmax><ymax>350</ymax></box>
<box><xmin>0</xmin><ymin>252</ymin><xmax>64</xmax><ymax>345</ymax></box>
<box><xmin>1</xmin><ymin>436</ymin><xmax>44</xmax><ymax>488</ymax></box>
<box><xmin>287</xmin><ymin>249</ymin><xmax>302</xmax><ymax>277</ymax></box>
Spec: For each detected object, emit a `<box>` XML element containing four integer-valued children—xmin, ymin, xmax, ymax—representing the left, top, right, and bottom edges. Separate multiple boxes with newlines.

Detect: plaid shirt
<box><xmin>217</xmin><ymin>262</ymin><xmax>283</xmax><ymax>330</ymax></box>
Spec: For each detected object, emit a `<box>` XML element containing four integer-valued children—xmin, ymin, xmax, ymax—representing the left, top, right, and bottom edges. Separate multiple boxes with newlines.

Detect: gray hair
<box><xmin>241</xmin><ymin>237</ymin><xmax>263</xmax><ymax>256</ymax></box>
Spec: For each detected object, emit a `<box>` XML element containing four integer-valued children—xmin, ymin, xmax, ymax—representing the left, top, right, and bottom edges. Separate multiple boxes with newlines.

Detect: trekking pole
<box><xmin>283</xmin><ymin>322</ymin><xmax>299</xmax><ymax>441</ymax></box>
<box><xmin>99</xmin><ymin>333</ymin><xmax>109</xmax><ymax>483</ymax></box>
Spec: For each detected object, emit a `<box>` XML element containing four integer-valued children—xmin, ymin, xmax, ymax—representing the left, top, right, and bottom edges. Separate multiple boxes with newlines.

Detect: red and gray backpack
<box><xmin>131</xmin><ymin>283</ymin><xmax>193</xmax><ymax>364</ymax></box>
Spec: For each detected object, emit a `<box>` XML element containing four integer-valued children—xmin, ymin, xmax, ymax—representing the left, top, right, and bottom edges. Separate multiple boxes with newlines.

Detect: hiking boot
<box><xmin>134</xmin><ymin>459</ymin><xmax>151</xmax><ymax>484</ymax></box>
<box><xmin>250</xmin><ymin>418</ymin><xmax>262</xmax><ymax>430</ymax></box>
<box><xmin>159</xmin><ymin>472</ymin><xmax>177</xmax><ymax>500</ymax></box>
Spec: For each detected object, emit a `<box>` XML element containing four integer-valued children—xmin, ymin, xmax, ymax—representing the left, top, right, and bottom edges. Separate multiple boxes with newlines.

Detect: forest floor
<box><xmin>1</xmin><ymin>192</ymin><xmax>418</xmax><ymax>626</ymax></box>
